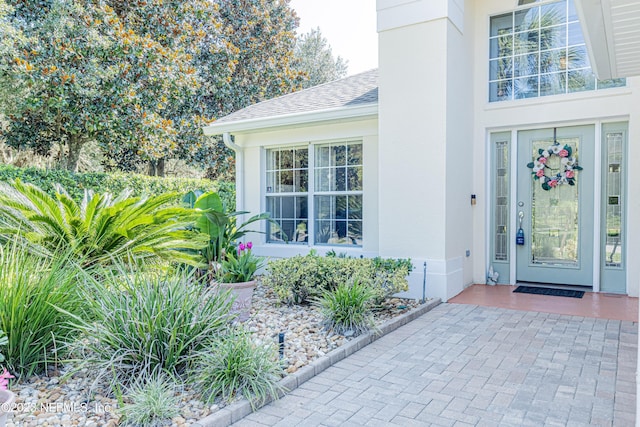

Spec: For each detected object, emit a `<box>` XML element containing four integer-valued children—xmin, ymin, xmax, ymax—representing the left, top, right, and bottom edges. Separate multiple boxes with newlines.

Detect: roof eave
<box><xmin>575</xmin><ymin>0</ymin><xmax>615</xmax><ymax>80</ymax></box>
<box><xmin>203</xmin><ymin>103</ymin><xmax>378</xmax><ymax>136</ymax></box>
<box><xmin>575</xmin><ymin>0</ymin><xmax>640</xmax><ymax>79</ymax></box>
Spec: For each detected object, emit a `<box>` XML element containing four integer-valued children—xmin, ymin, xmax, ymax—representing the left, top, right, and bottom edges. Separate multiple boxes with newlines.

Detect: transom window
<box><xmin>489</xmin><ymin>0</ymin><xmax>625</xmax><ymax>102</ymax></box>
<box><xmin>265</xmin><ymin>141</ymin><xmax>363</xmax><ymax>246</ymax></box>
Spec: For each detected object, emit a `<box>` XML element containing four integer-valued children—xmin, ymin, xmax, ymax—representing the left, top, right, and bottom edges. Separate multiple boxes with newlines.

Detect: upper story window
<box><xmin>266</xmin><ymin>141</ymin><xmax>363</xmax><ymax>246</ymax></box>
<box><xmin>489</xmin><ymin>0</ymin><xmax>625</xmax><ymax>102</ymax></box>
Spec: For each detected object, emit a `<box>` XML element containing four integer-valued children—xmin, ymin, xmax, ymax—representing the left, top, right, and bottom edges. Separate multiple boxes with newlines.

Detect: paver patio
<box><xmin>232</xmin><ymin>303</ymin><xmax>637</xmax><ymax>426</ymax></box>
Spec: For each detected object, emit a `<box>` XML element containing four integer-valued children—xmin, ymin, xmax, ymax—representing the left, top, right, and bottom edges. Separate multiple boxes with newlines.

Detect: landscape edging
<box><xmin>193</xmin><ymin>298</ymin><xmax>442</xmax><ymax>427</ymax></box>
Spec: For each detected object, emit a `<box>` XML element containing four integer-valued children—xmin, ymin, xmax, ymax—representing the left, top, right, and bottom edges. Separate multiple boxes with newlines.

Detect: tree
<box><xmin>293</xmin><ymin>27</ymin><xmax>348</xmax><ymax>89</ymax></box>
<box><xmin>194</xmin><ymin>0</ymin><xmax>306</xmax><ymax>180</ymax></box>
<box><xmin>99</xmin><ymin>0</ymin><xmax>234</xmax><ymax>175</ymax></box>
<box><xmin>0</xmin><ymin>0</ymin><xmax>223</xmax><ymax>172</ymax></box>
<box><xmin>98</xmin><ymin>0</ymin><xmax>306</xmax><ymax>177</ymax></box>
<box><xmin>0</xmin><ymin>0</ymin><xmax>305</xmax><ymax>177</ymax></box>
<box><xmin>214</xmin><ymin>0</ymin><xmax>305</xmax><ymax>115</ymax></box>
<box><xmin>0</xmin><ymin>0</ymin><xmax>24</xmax><ymax>113</ymax></box>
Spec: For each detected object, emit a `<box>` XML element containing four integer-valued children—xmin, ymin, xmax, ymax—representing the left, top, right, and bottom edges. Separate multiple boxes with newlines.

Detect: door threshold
<box><xmin>516</xmin><ymin>282</ymin><xmax>593</xmax><ymax>293</ymax></box>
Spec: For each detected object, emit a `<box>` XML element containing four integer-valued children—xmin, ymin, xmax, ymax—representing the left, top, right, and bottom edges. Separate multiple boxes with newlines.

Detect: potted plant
<box><xmin>184</xmin><ymin>191</ymin><xmax>279</xmax><ymax>321</ymax></box>
<box><xmin>216</xmin><ymin>242</ymin><xmax>265</xmax><ymax>321</ymax></box>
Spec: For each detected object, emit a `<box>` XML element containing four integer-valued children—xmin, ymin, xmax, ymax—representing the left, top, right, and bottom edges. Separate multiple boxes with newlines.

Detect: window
<box><xmin>489</xmin><ymin>0</ymin><xmax>625</xmax><ymax>102</ymax></box>
<box><xmin>266</xmin><ymin>141</ymin><xmax>363</xmax><ymax>246</ymax></box>
<box><xmin>314</xmin><ymin>142</ymin><xmax>363</xmax><ymax>245</ymax></box>
<box><xmin>603</xmin><ymin>129</ymin><xmax>625</xmax><ymax>269</ymax></box>
<box><xmin>265</xmin><ymin>147</ymin><xmax>308</xmax><ymax>243</ymax></box>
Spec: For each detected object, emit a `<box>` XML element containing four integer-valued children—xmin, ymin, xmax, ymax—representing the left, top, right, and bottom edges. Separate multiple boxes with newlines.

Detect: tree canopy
<box><xmin>294</xmin><ymin>27</ymin><xmax>348</xmax><ymax>89</ymax></box>
<box><xmin>0</xmin><ymin>0</ymin><xmax>345</xmax><ymax>177</ymax></box>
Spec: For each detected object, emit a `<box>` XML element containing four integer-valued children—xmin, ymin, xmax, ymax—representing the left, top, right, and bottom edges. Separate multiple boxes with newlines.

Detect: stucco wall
<box><xmin>377</xmin><ymin>0</ymin><xmax>477</xmax><ymax>301</ymax></box>
<box><xmin>231</xmin><ymin>118</ymin><xmax>380</xmax><ymax>260</ymax></box>
<box><xmin>471</xmin><ymin>0</ymin><xmax>640</xmax><ymax>296</ymax></box>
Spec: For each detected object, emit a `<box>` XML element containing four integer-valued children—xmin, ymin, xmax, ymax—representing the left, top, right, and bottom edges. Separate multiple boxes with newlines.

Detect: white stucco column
<box><xmin>377</xmin><ymin>0</ymin><xmax>474</xmax><ymax>301</ymax></box>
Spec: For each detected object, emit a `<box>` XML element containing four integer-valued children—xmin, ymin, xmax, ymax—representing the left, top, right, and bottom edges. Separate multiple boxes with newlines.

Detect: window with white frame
<box><xmin>265</xmin><ymin>140</ymin><xmax>363</xmax><ymax>246</ymax></box>
<box><xmin>489</xmin><ymin>0</ymin><xmax>625</xmax><ymax>102</ymax></box>
<box><xmin>265</xmin><ymin>147</ymin><xmax>308</xmax><ymax>243</ymax></box>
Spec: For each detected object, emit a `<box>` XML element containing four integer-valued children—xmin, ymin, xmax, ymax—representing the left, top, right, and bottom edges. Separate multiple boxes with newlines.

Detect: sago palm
<box><xmin>0</xmin><ymin>179</ymin><xmax>207</xmax><ymax>267</ymax></box>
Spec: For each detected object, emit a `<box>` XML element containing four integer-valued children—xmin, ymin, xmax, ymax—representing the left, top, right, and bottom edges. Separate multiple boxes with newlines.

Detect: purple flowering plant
<box><xmin>218</xmin><ymin>241</ymin><xmax>264</xmax><ymax>283</ymax></box>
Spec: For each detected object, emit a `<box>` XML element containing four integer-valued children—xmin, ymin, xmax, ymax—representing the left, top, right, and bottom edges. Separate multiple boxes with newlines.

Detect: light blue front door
<box><xmin>516</xmin><ymin>126</ymin><xmax>595</xmax><ymax>286</ymax></box>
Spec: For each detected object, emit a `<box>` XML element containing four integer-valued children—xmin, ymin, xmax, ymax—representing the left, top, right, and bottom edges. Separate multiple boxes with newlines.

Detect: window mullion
<box><xmin>308</xmin><ymin>143</ymin><xmax>315</xmax><ymax>246</ymax></box>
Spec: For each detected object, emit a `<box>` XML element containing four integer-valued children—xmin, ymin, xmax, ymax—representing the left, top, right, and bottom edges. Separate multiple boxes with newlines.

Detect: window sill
<box><xmin>484</xmin><ymin>86</ymin><xmax>633</xmax><ymax>111</ymax></box>
<box><xmin>252</xmin><ymin>243</ymin><xmax>377</xmax><ymax>260</ymax></box>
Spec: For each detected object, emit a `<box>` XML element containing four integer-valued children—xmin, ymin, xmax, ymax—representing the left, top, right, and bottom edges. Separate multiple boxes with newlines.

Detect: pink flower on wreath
<box><xmin>238</xmin><ymin>243</ymin><xmax>246</xmax><ymax>253</ymax></box>
<box><xmin>565</xmin><ymin>170</ymin><xmax>575</xmax><ymax>179</ymax></box>
<box><xmin>538</xmin><ymin>157</ymin><xmax>547</xmax><ymax>164</ymax></box>
<box><xmin>0</xmin><ymin>368</ymin><xmax>14</xmax><ymax>390</ymax></box>
<box><xmin>549</xmin><ymin>180</ymin><xmax>558</xmax><ymax>187</ymax></box>
<box><xmin>558</xmin><ymin>149</ymin><xmax>569</xmax><ymax>157</ymax></box>
<box><xmin>536</xmin><ymin>169</ymin><xmax>545</xmax><ymax>177</ymax></box>
<box><xmin>246</xmin><ymin>242</ymin><xmax>253</xmax><ymax>250</ymax></box>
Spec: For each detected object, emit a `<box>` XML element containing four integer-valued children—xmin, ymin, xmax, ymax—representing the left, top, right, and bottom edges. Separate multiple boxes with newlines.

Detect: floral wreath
<box><xmin>526</xmin><ymin>142</ymin><xmax>583</xmax><ymax>191</ymax></box>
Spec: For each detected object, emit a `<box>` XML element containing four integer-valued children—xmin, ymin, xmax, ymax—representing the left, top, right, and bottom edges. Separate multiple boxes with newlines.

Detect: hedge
<box><xmin>0</xmin><ymin>164</ymin><xmax>235</xmax><ymax>209</ymax></box>
<box><xmin>263</xmin><ymin>252</ymin><xmax>413</xmax><ymax>305</ymax></box>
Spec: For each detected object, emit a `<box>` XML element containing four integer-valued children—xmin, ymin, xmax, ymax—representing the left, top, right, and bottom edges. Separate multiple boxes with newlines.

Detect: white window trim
<box><xmin>264</xmin><ymin>139</ymin><xmax>364</xmax><ymax>247</ymax></box>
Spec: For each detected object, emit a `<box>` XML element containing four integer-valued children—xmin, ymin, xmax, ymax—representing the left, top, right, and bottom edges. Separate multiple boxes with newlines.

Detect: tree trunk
<box><xmin>66</xmin><ymin>136</ymin><xmax>84</xmax><ymax>172</ymax></box>
<box><xmin>156</xmin><ymin>158</ymin><xmax>165</xmax><ymax>177</ymax></box>
<box><xmin>147</xmin><ymin>158</ymin><xmax>166</xmax><ymax>177</ymax></box>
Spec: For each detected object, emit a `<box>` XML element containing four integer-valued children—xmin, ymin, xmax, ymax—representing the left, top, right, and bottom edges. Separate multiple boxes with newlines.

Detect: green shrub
<box><xmin>70</xmin><ymin>265</ymin><xmax>233</xmax><ymax>387</ymax></box>
<box><xmin>263</xmin><ymin>252</ymin><xmax>411</xmax><ymax>305</ymax></box>
<box><xmin>120</xmin><ymin>374</ymin><xmax>180</xmax><ymax>427</ymax></box>
<box><xmin>316</xmin><ymin>281</ymin><xmax>377</xmax><ymax>337</ymax></box>
<box><xmin>0</xmin><ymin>164</ymin><xmax>234</xmax><ymax>209</ymax></box>
<box><xmin>0</xmin><ymin>329</ymin><xmax>7</xmax><ymax>364</ymax></box>
<box><xmin>0</xmin><ymin>242</ymin><xmax>88</xmax><ymax>377</ymax></box>
<box><xmin>0</xmin><ymin>180</ymin><xmax>208</xmax><ymax>267</ymax></box>
<box><xmin>191</xmin><ymin>328</ymin><xmax>282</xmax><ymax>409</ymax></box>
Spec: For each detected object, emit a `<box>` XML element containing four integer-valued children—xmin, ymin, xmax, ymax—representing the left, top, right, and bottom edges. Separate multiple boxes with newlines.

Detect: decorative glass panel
<box><xmin>530</xmin><ymin>137</ymin><xmax>580</xmax><ymax>265</ymax></box>
<box><xmin>489</xmin><ymin>0</ymin><xmax>625</xmax><ymax>102</ymax></box>
<box><xmin>494</xmin><ymin>141</ymin><xmax>510</xmax><ymax>262</ymax></box>
<box><xmin>604</xmin><ymin>132</ymin><xmax>624</xmax><ymax>268</ymax></box>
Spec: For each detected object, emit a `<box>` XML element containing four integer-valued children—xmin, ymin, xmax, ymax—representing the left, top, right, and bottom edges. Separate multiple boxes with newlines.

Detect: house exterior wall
<box><xmin>231</xmin><ymin>118</ymin><xmax>380</xmax><ymax>259</ymax></box>
<box><xmin>221</xmin><ymin>0</ymin><xmax>638</xmax><ymax>303</ymax></box>
<box><xmin>378</xmin><ymin>0</ymin><xmax>475</xmax><ymax>301</ymax></box>
<box><xmin>471</xmin><ymin>0</ymin><xmax>640</xmax><ymax>297</ymax></box>
<box><xmin>376</xmin><ymin>0</ymin><xmax>639</xmax><ymax>299</ymax></box>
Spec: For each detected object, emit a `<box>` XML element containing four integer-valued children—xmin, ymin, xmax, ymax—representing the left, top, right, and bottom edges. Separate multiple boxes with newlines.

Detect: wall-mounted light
<box><xmin>471</xmin><ymin>194</ymin><xmax>477</xmax><ymax>206</ymax></box>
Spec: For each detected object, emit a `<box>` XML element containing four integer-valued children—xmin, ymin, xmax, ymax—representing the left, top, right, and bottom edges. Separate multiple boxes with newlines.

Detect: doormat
<box><xmin>513</xmin><ymin>286</ymin><xmax>584</xmax><ymax>298</ymax></box>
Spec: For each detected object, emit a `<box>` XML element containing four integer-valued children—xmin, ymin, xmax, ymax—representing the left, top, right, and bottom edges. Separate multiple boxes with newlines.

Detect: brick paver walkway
<box><xmin>233</xmin><ymin>303</ymin><xmax>637</xmax><ymax>426</ymax></box>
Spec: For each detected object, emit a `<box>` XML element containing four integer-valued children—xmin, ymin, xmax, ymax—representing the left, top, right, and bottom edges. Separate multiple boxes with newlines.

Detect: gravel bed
<box><xmin>4</xmin><ymin>281</ymin><xmax>418</xmax><ymax>426</ymax></box>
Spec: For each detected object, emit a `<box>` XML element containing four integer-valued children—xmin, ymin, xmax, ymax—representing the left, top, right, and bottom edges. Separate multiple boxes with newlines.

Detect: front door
<box><xmin>516</xmin><ymin>126</ymin><xmax>595</xmax><ymax>286</ymax></box>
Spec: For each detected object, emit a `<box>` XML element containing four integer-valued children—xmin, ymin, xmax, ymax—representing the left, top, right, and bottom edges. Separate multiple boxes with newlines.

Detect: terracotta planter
<box><xmin>214</xmin><ymin>280</ymin><xmax>257</xmax><ymax>322</ymax></box>
<box><xmin>0</xmin><ymin>390</ymin><xmax>15</xmax><ymax>427</ymax></box>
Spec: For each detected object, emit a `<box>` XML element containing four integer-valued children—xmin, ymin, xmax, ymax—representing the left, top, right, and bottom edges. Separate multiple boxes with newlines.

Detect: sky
<box><xmin>289</xmin><ymin>0</ymin><xmax>378</xmax><ymax>76</ymax></box>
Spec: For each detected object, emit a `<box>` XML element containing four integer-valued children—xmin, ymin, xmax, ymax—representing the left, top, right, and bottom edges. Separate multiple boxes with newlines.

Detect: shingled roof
<box><xmin>204</xmin><ymin>69</ymin><xmax>378</xmax><ymax>134</ymax></box>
